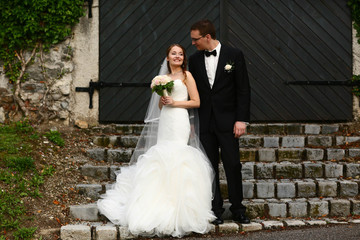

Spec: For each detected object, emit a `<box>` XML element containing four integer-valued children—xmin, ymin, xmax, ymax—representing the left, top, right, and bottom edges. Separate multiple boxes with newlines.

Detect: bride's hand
<box><xmin>161</xmin><ymin>96</ymin><xmax>174</xmax><ymax>106</ymax></box>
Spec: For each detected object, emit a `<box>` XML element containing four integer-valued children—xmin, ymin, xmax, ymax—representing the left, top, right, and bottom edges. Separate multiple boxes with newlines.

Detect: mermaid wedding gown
<box><xmin>97</xmin><ymin>79</ymin><xmax>215</xmax><ymax>237</ymax></box>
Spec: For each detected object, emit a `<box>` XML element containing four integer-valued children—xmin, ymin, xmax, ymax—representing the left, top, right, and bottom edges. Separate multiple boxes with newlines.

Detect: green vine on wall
<box><xmin>0</xmin><ymin>0</ymin><xmax>86</xmax><ymax>120</ymax></box>
<box><xmin>348</xmin><ymin>0</ymin><xmax>360</xmax><ymax>96</ymax></box>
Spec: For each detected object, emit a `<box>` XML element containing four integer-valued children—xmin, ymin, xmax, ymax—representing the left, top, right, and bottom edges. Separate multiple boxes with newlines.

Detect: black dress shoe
<box><xmin>232</xmin><ymin>214</ymin><xmax>250</xmax><ymax>224</ymax></box>
<box><xmin>212</xmin><ymin>217</ymin><xmax>224</xmax><ymax>225</ymax></box>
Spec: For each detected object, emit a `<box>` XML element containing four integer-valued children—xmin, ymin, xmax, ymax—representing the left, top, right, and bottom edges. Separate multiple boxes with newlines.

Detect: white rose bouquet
<box><xmin>150</xmin><ymin>75</ymin><xmax>174</xmax><ymax>96</ymax></box>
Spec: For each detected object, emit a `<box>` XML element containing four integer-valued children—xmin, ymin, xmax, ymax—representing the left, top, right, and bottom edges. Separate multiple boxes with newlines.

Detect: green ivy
<box><xmin>348</xmin><ymin>0</ymin><xmax>360</xmax><ymax>44</ymax></box>
<box><xmin>0</xmin><ymin>0</ymin><xmax>86</xmax><ymax>119</ymax></box>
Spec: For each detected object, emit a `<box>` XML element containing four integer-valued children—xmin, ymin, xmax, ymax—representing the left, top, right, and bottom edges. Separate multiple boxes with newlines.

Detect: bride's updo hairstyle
<box><xmin>166</xmin><ymin>44</ymin><xmax>187</xmax><ymax>82</ymax></box>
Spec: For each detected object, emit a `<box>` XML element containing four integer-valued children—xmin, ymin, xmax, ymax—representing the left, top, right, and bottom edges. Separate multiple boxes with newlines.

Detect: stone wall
<box><xmin>0</xmin><ymin>1</ymin><xmax>359</xmax><ymax>125</ymax></box>
<box><xmin>0</xmin><ymin>0</ymin><xmax>99</xmax><ymax>126</ymax></box>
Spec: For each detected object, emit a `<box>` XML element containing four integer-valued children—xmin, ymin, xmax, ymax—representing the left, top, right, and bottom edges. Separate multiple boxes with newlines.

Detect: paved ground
<box><xmin>185</xmin><ymin>224</ymin><xmax>360</xmax><ymax>240</ymax></box>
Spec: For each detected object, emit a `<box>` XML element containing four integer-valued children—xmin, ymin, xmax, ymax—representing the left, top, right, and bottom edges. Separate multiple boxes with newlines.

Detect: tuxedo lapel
<box><xmin>213</xmin><ymin>47</ymin><xmax>228</xmax><ymax>88</ymax></box>
<box><xmin>197</xmin><ymin>51</ymin><xmax>211</xmax><ymax>89</ymax></box>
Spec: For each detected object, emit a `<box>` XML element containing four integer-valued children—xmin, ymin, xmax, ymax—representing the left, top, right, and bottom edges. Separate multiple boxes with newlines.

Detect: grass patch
<box><xmin>0</xmin><ymin>120</ymin><xmax>57</xmax><ymax>238</ymax></box>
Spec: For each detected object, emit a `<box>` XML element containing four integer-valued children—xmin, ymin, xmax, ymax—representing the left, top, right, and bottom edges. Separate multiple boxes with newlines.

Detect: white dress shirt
<box><xmin>205</xmin><ymin>42</ymin><xmax>221</xmax><ymax>88</ymax></box>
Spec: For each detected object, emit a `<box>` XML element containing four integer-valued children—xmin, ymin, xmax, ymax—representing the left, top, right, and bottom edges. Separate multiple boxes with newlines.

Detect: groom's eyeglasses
<box><xmin>191</xmin><ymin>36</ymin><xmax>205</xmax><ymax>42</ymax></box>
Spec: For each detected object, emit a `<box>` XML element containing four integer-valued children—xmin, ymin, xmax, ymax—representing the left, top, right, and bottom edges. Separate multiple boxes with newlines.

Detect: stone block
<box><xmin>70</xmin><ymin>204</ymin><xmax>99</xmax><ymax>221</ymax></box>
<box><xmin>297</xmin><ymin>181</ymin><xmax>316</xmax><ymax>198</ymax></box>
<box><xmin>92</xmin><ymin>137</ymin><xmax>110</xmax><ymax>147</ymax></box>
<box><xmin>75</xmin><ymin>184</ymin><xmax>102</xmax><ymax>200</ymax></box>
<box><xmin>245</xmin><ymin>202</ymin><xmax>266</xmax><ymax>219</ymax></box>
<box><xmin>309</xmin><ymin>200</ymin><xmax>329</xmax><ymax>217</ymax></box>
<box><xmin>219</xmin><ymin>163</ymin><xmax>226</xmax><ymax>180</ymax></box>
<box><xmin>318</xmin><ymin>181</ymin><xmax>337</xmax><ymax>197</ymax></box>
<box><xmin>255</xmin><ymin>163</ymin><xmax>274</xmax><ymax>179</ymax></box>
<box><xmin>322</xmin><ymin>125</ymin><xmax>339</xmax><ymax>134</ymax></box>
<box><xmin>325</xmin><ymin>164</ymin><xmax>343</xmax><ymax>178</ymax></box>
<box><xmin>278</xmin><ymin>149</ymin><xmax>304</xmax><ymax>162</ymax></box>
<box><xmin>108</xmin><ymin>135</ymin><xmax>121</xmax><ymax>147</ymax></box>
<box><xmin>345</xmin><ymin>163</ymin><xmax>360</xmax><ymax>178</ymax></box>
<box><xmin>339</xmin><ymin>181</ymin><xmax>359</xmax><ymax>197</ymax></box>
<box><xmin>282</xmin><ymin>136</ymin><xmax>305</xmax><ymax>148</ymax></box>
<box><xmin>304</xmin><ymin>124</ymin><xmax>321</xmax><ymax>134</ymax></box>
<box><xmin>346</xmin><ymin>136</ymin><xmax>360</xmax><ymax>144</ymax></box>
<box><xmin>327</xmin><ymin>149</ymin><xmax>345</xmax><ymax>160</ymax></box>
<box><xmin>304</xmin><ymin>163</ymin><xmax>323</xmax><ymax>178</ymax></box>
<box><xmin>243</xmin><ymin>181</ymin><xmax>254</xmax><ymax>199</ymax></box>
<box><xmin>285</xmin><ymin>124</ymin><xmax>302</xmax><ymax>135</ymax></box>
<box><xmin>307</xmin><ymin>136</ymin><xmax>332</xmax><ymax>147</ymax></box>
<box><xmin>239</xmin><ymin>135</ymin><xmax>263</xmax><ymax>148</ymax></box>
<box><xmin>268</xmin><ymin>124</ymin><xmax>285</xmax><ymax>134</ymax></box>
<box><xmin>240</xmin><ymin>149</ymin><xmax>257</xmax><ymax>162</ymax></box>
<box><xmin>219</xmin><ymin>222</ymin><xmax>239</xmax><ymax>233</ymax></box>
<box><xmin>262</xmin><ymin>221</ymin><xmax>284</xmax><ymax>229</ymax></box>
<box><xmin>61</xmin><ymin>225</ymin><xmax>91</xmax><ymax>240</ymax></box>
<box><xmin>276</xmin><ymin>163</ymin><xmax>302</xmax><ymax>179</ymax></box>
<box><xmin>248</xmin><ymin>124</ymin><xmax>268</xmax><ymax>135</ymax></box>
<box><xmin>335</xmin><ymin>136</ymin><xmax>345</xmax><ymax>145</ymax></box>
<box><xmin>242</xmin><ymin>163</ymin><xmax>254</xmax><ymax>180</ymax></box>
<box><xmin>283</xmin><ymin>220</ymin><xmax>306</xmax><ymax>227</ymax></box>
<box><xmin>306</xmin><ymin>148</ymin><xmax>324</xmax><ymax>161</ymax></box>
<box><xmin>267</xmin><ymin>202</ymin><xmax>287</xmax><ymax>218</ymax></box>
<box><xmin>349</xmin><ymin>149</ymin><xmax>360</xmax><ymax>157</ymax></box>
<box><xmin>264</xmin><ymin>137</ymin><xmax>280</xmax><ymax>148</ymax></box>
<box><xmin>276</xmin><ymin>182</ymin><xmax>296</xmax><ymax>198</ymax></box>
<box><xmin>220</xmin><ymin>180</ymin><xmax>229</xmax><ymax>199</ymax></box>
<box><xmin>256</xmin><ymin>181</ymin><xmax>275</xmax><ymax>199</ymax></box>
<box><xmin>81</xmin><ymin>165</ymin><xmax>109</xmax><ymax>181</ymax></box>
<box><xmin>110</xmin><ymin>166</ymin><xmax>120</xmax><ymax>181</ymax></box>
<box><xmin>258</xmin><ymin>149</ymin><xmax>276</xmax><ymax>162</ymax></box>
<box><xmin>119</xmin><ymin>226</ymin><xmax>135</xmax><ymax>239</ymax></box>
<box><xmin>241</xmin><ymin>222</ymin><xmax>263</xmax><ymax>231</ymax></box>
<box><xmin>330</xmin><ymin>199</ymin><xmax>350</xmax><ymax>217</ymax></box>
<box><xmin>107</xmin><ymin>149</ymin><xmax>132</xmax><ymax>163</ymax></box>
<box><xmin>351</xmin><ymin>199</ymin><xmax>360</xmax><ymax>215</ymax></box>
<box><xmin>95</xmin><ymin>225</ymin><xmax>117</xmax><ymax>240</ymax></box>
<box><xmin>305</xmin><ymin>220</ymin><xmax>327</xmax><ymax>226</ymax></box>
<box><xmin>288</xmin><ymin>201</ymin><xmax>307</xmax><ymax>217</ymax></box>
<box><xmin>120</xmin><ymin>135</ymin><xmax>139</xmax><ymax>148</ymax></box>
<box><xmin>86</xmin><ymin>148</ymin><xmax>106</xmax><ymax>161</ymax></box>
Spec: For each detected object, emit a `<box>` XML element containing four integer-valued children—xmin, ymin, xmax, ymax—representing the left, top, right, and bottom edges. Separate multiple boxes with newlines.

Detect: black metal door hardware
<box><xmin>75</xmin><ymin>80</ymin><xmax>149</xmax><ymax>109</ymax></box>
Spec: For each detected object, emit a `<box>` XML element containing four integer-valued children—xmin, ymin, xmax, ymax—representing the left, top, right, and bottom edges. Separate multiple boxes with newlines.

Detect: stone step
<box><xmin>68</xmin><ymin>198</ymin><xmax>360</xmax><ymax>224</ymax></box>
<box><xmin>86</xmin><ymin>146</ymin><xmax>360</xmax><ymax>164</ymax></box>
<box><xmin>90</xmin><ymin>123</ymin><xmax>347</xmax><ymax>137</ymax></box>
<box><xmin>75</xmin><ymin>178</ymin><xmax>360</xmax><ymax>201</ymax></box>
<box><xmin>80</xmin><ymin>162</ymin><xmax>360</xmax><ymax>182</ymax></box>
<box><xmin>60</xmin><ymin>217</ymin><xmax>360</xmax><ymax>240</ymax></box>
<box><xmin>92</xmin><ymin>134</ymin><xmax>360</xmax><ymax>149</ymax></box>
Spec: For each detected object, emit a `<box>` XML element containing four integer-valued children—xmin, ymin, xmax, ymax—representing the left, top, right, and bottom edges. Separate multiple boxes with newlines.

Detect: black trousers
<box><xmin>200</xmin><ymin>124</ymin><xmax>246</xmax><ymax>217</ymax></box>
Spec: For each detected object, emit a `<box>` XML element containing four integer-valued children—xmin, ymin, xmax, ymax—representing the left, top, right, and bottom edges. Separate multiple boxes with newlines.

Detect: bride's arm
<box><xmin>163</xmin><ymin>71</ymin><xmax>200</xmax><ymax>109</ymax></box>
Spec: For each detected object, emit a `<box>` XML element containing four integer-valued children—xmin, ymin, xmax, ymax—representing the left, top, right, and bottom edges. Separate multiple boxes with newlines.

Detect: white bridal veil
<box><xmin>129</xmin><ymin>58</ymin><xmax>212</xmax><ymax>179</ymax></box>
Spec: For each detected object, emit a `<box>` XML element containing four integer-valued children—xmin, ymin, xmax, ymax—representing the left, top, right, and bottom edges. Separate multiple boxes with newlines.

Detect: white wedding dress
<box><xmin>97</xmin><ymin>79</ymin><xmax>215</xmax><ymax>237</ymax></box>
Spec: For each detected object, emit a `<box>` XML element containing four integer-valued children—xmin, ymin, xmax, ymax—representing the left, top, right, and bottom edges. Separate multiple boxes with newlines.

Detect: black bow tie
<box><xmin>205</xmin><ymin>50</ymin><xmax>217</xmax><ymax>57</ymax></box>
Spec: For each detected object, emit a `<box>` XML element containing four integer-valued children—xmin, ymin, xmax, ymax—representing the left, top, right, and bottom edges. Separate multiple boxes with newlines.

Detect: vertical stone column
<box><xmin>353</xmin><ymin>24</ymin><xmax>360</xmax><ymax>120</ymax></box>
<box><xmin>71</xmin><ymin>0</ymin><xmax>99</xmax><ymax>125</ymax></box>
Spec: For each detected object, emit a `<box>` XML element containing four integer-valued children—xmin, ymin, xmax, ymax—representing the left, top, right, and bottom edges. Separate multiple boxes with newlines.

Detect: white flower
<box><xmin>224</xmin><ymin>64</ymin><xmax>232</xmax><ymax>71</ymax></box>
<box><xmin>224</xmin><ymin>62</ymin><xmax>234</xmax><ymax>73</ymax></box>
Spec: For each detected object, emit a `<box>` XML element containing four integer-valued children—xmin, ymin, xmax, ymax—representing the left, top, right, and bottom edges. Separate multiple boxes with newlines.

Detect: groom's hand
<box><xmin>233</xmin><ymin>121</ymin><xmax>247</xmax><ymax>138</ymax></box>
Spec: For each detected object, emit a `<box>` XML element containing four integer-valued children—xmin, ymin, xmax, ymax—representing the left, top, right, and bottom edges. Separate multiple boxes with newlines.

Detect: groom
<box><xmin>188</xmin><ymin>19</ymin><xmax>251</xmax><ymax>225</ymax></box>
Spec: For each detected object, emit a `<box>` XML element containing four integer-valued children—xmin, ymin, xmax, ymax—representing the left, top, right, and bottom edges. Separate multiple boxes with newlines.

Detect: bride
<box><xmin>97</xmin><ymin>44</ymin><xmax>216</xmax><ymax>237</ymax></box>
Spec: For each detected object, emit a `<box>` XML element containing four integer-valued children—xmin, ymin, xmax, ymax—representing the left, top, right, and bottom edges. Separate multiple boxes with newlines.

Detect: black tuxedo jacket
<box><xmin>189</xmin><ymin>45</ymin><xmax>250</xmax><ymax>133</ymax></box>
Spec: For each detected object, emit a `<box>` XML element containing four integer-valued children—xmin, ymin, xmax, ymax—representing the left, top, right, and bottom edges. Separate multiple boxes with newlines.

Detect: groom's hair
<box><xmin>190</xmin><ymin>19</ymin><xmax>216</xmax><ymax>39</ymax></box>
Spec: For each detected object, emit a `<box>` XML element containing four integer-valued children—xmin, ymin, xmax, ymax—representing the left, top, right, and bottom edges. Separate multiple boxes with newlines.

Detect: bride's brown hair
<box><xmin>166</xmin><ymin>44</ymin><xmax>187</xmax><ymax>82</ymax></box>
